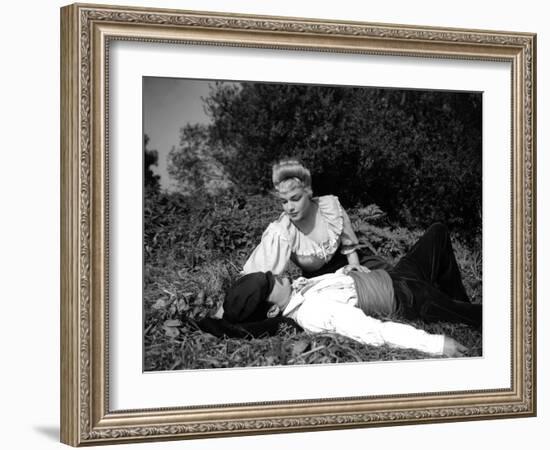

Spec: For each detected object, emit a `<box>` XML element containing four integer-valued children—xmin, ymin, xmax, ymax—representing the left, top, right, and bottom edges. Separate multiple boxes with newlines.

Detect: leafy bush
<box><xmin>197</xmin><ymin>82</ymin><xmax>482</xmax><ymax>241</ymax></box>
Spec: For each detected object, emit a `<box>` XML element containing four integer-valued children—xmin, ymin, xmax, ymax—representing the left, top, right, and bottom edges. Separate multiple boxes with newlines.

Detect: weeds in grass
<box><xmin>144</xmin><ymin>192</ymin><xmax>482</xmax><ymax>371</ymax></box>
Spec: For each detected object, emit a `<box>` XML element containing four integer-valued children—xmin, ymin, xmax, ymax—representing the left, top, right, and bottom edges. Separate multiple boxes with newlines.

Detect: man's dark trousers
<box><xmin>389</xmin><ymin>223</ymin><xmax>482</xmax><ymax>328</ymax></box>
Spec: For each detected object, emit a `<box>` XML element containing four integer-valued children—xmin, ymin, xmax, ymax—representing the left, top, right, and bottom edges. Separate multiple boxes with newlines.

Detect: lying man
<box><xmin>198</xmin><ymin>223</ymin><xmax>481</xmax><ymax>357</ymax></box>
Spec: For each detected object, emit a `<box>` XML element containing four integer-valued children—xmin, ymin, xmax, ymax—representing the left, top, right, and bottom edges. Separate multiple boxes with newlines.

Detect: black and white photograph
<box><xmin>143</xmin><ymin>78</ymin><xmax>483</xmax><ymax>371</ymax></box>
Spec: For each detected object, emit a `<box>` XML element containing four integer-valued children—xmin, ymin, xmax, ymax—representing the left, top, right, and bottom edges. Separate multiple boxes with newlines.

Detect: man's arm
<box><xmin>296</xmin><ymin>300</ymin><xmax>449</xmax><ymax>356</ymax></box>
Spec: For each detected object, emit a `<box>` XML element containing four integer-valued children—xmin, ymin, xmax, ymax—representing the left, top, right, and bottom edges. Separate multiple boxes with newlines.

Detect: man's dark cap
<box><xmin>223</xmin><ymin>272</ymin><xmax>275</xmax><ymax>323</ymax></box>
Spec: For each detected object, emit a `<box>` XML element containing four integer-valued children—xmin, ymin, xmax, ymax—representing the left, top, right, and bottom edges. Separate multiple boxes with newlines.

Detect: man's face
<box><xmin>267</xmin><ymin>276</ymin><xmax>292</xmax><ymax>311</ymax></box>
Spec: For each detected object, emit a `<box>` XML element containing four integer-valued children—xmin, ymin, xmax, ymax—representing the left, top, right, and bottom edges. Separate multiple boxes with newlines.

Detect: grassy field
<box><xmin>144</xmin><ymin>191</ymin><xmax>482</xmax><ymax>371</ymax></box>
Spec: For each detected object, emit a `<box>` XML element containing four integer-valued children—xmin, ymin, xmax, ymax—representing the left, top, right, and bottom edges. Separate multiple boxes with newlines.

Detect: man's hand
<box><xmin>442</xmin><ymin>336</ymin><xmax>468</xmax><ymax>357</ymax></box>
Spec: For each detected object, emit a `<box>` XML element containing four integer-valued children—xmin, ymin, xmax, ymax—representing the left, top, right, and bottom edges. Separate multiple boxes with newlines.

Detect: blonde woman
<box><xmin>243</xmin><ymin>159</ymin><xmax>388</xmax><ymax>278</ymax></box>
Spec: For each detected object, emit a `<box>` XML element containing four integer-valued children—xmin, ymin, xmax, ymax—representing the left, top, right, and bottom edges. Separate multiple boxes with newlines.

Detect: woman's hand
<box><xmin>339</xmin><ymin>264</ymin><xmax>371</xmax><ymax>275</ymax></box>
<box><xmin>342</xmin><ymin>250</ymin><xmax>370</xmax><ymax>275</ymax></box>
<box><xmin>442</xmin><ymin>336</ymin><xmax>468</xmax><ymax>357</ymax></box>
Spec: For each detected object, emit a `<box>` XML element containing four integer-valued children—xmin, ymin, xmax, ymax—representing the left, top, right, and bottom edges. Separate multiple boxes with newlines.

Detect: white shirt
<box><xmin>281</xmin><ymin>272</ymin><xmax>445</xmax><ymax>355</ymax></box>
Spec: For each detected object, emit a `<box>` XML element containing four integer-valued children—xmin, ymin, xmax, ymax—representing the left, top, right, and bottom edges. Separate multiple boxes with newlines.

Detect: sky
<box><xmin>143</xmin><ymin>77</ymin><xmax>213</xmax><ymax>190</ymax></box>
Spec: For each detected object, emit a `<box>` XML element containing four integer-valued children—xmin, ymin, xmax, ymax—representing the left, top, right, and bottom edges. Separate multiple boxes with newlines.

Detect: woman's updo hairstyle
<box><xmin>272</xmin><ymin>159</ymin><xmax>312</xmax><ymax>196</ymax></box>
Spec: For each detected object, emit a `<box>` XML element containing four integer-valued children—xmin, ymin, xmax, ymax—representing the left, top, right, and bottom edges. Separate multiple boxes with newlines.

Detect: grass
<box><xmin>144</xmin><ymin>191</ymin><xmax>482</xmax><ymax>371</ymax></box>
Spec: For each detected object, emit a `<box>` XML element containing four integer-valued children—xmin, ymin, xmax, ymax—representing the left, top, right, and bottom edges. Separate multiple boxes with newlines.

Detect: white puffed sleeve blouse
<box><xmin>242</xmin><ymin>195</ymin><xmax>360</xmax><ymax>275</ymax></box>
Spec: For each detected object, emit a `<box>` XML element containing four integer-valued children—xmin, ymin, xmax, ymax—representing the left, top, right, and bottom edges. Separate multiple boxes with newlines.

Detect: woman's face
<box><xmin>277</xmin><ymin>185</ymin><xmax>312</xmax><ymax>223</ymax></box>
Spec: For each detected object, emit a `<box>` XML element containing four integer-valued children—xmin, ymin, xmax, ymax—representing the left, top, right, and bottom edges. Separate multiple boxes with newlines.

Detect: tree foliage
<box><xmin>144</xmin><ymin>134</ymin><xmax>160</xmax><ymax>192</ymax></box>
<box><xmin>204</xmin><ymin>82</ymin><xmax>482</xmax><ymax>239</ymax></box>
<box><xmin>167</xmin><ymin>123</ymin><xmax>234</xmax><ymax>195</ymax></box>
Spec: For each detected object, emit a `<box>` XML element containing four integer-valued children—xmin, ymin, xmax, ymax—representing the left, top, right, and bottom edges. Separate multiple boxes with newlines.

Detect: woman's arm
<box><xmin>346</xmin><ymin>250</ymin><xmax>360</xmax><ymax>266</ymax></box>
<box><xmin>339</xmin><ymin>206</ymin><xmax>360</xmax><ymax>254</ymax></box>
<box><xmin>338</xmin><ymin>202</ymin><xmax>369</xmax><ymax>272</ymax></box>
<box><xmin>242</xmin><ymin>223</ymin><xmax>291</xmax><ymax>275</ymax></box>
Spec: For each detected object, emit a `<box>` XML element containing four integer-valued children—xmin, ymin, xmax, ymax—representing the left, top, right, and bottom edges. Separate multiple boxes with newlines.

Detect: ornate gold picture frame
<box><xmin>60</xmin><ymin>3</ymin><xmax>536</xmax><ymax>446</ymax></box>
